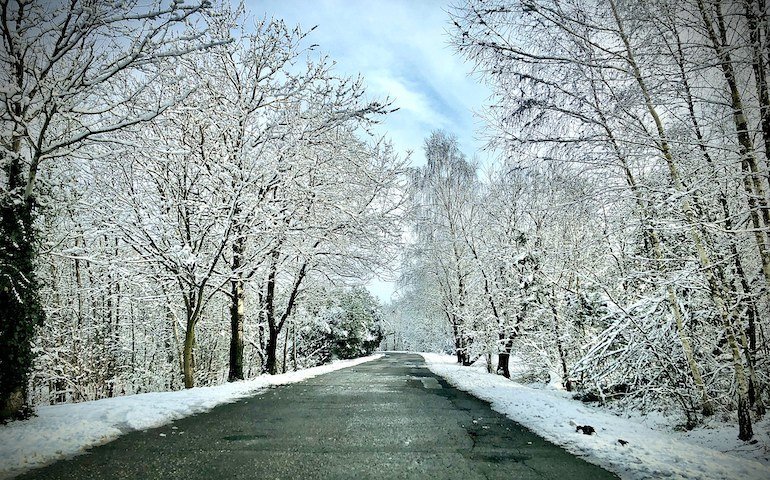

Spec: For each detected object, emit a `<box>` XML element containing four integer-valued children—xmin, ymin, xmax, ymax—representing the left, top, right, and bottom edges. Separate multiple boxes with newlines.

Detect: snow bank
<box><xmin>0</xmin><ymin>354</ymin><xmax>382</xmax><ymax>479</ymax></box>
<box><xmin>420</xmin><ymin>353</ymin><xmax>770</xmax><ymax>480</ymax></box>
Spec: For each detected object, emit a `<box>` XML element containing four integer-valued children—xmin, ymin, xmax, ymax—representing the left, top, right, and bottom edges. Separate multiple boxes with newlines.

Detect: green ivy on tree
<box><xmin>0</xmin><ymin>191</ymin><xmax>45</xmax><ymax>421</ymax></box>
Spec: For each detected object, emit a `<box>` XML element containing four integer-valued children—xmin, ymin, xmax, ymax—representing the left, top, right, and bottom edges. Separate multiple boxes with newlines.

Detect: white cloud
<box><xmin>249</xmin><ymin>0</ymin><xmax>492</xmax><ymax>165</ymax></box>
<box><xmin>369</xmin><ymin>73</ymin><xmax>448</xmax><ymax>127</ymax></box>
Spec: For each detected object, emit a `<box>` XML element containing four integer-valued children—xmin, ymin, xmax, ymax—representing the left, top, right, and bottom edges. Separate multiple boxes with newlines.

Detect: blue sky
<box><xmin>248</xmin><ymin>0</ymin><xmax>491</xmax><ymax>167</ymax></box>
<box><xmin>246</xmin><ymin>0</ymin><xmax>491</xmax><ymax>302</ymax></box>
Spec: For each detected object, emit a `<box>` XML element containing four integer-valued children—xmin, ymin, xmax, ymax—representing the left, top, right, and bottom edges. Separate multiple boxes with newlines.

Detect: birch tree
<box><xmin>407</xmin><ymin>131</ymin><xmax>478</xmax><ymax>365</ymax></box>
<box><xmin>442</xmin><ymin>0</ymin><xmax>769</xmax><ymax>440</ymax></box>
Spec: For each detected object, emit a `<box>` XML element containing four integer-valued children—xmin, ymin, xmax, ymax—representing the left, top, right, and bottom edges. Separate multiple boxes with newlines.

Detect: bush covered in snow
<box><xmin>298</xmin><ymin>287</ymin><xmax>384</xmax><ymax>365</ymax></box>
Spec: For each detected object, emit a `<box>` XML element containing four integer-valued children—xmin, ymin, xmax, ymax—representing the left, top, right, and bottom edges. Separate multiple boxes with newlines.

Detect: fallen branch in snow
<box><xmin>570</xmin><ymin>419</ymin><xmax>596</xmax><ymax>435</ymax></box>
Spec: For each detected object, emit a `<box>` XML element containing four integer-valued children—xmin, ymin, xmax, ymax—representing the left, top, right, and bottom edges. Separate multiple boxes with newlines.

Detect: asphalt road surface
<box><xmin>20</xmin><ymin>353</ymin><xmax>619</xmax><ymax>479</ymax></box>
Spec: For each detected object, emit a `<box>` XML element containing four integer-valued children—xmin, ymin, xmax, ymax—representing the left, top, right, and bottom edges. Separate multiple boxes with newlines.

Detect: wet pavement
<box><xmin>19</xmin><ymin>353</ymin><xmax>618</xmax><ymax>479</ymax></box>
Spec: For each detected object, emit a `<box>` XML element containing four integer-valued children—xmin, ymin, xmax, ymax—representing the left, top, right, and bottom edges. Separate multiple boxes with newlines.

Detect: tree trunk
<box><xmin>263</xmin><ymin>249</ymin><xmax>279</xmax><ymax>375</ymax></box>
<box><xmin>0</xmin><ymin>163</ymin><xmax>43</xmax><ymax>420</ymax></box>
<box><xmin>745</xmin><ymin>0</ymin><xmax>770</xmax><ymax>172</ymax></box>
<box><xmin>496</xmin><ymin>331</ymin><xmax>517</xmax><ymax>378</ymax></box>
<box><xmin>282</xmin><ymin>321</ymin><xmax>289</xmax><ymax>374</ymax></box>
<box><xmin>610</xmin><ymin>0</ymin><xmax>722</xmax><ymax>417</ymax></box>
<box><xmin>183</xmin><ymin>317</ymin><xmax>196</xmax><ymax>389</ymax></box>
<box><xmin>453</xmin><ymin>322</ymin><xmax>463</xmax><ymax>364</ymax></box>
<box><xmin>550</xmin><ymin>296</ymin><xmax>572</xmax><ymax>391</ymax></box>
<box><xmin>0</xmin><ymin>67</ymin><xmax>46</xmax><ymax>418</ymax></box>
<box><xmin>739</xmin><ymin>326</ymin><xmax>766</xmax><ymax>416</ymax></box>
<box><xmin>720</xmin><ymin>199</ymin><xmax>765</xmax><ymax>416</ymax></box>
<box><xmin>602</xmin><ymin>123</ymin><xmax>714</xmax><ymax>413</ymax></box>
<box><xmin>497</xmin><ymin>351</ymin><xmax>511</xmax><ymax>378</ymax></box>
<box><xmin>692</xmin><ymin>0</ymin><xmax>762</xmax><ymax>440</ymax></box>
<box><xmin>227</xmin><ymin>277</ymin><xmax>245</xmax><ymax>382</ymax></box>
<box><xmin>449</xmin><ymin>312</ymin><xmax>469</xmax><ymax>365</ymax></box>
<box><xmin>485</xmin><ymin>353</ymin><xmax>494</xmax><ymax>373</ymax></box>
<box><xmin>724</xmin><ymin>323</ymin><xmax>755</xmax><ymax>440</ymax></box>
<box><xmin>698</xmin><ymin>0</ymin><xmax>770</xmax><ymax>245</ymax></box>
<box><xmin>265</xmin><ymin>327</ymin><xmax>279</xmax><ymax>375</ymax></box>
<box><xmin>0</xmin><ymin>41</ymin><xmax>42</xmax><ymax>419</ymax></box>
<box><xmin>261</xmin><ymin>244</ymin><xmax>308</xmax><ymax>375</ymax></box>
<box><xmin>671</xmin><ymin>22</ymin><xmax>767</xmax><ymax>414</ymax></box>
<box><xmin>228</xmin><ymin>237</ymin><xmax>245</xmax><ymax>382</ymax></box>
<box><xmin>292</xmin><ymin>321</ymin><xmax>297</xmax><ymax>371</ymax></box>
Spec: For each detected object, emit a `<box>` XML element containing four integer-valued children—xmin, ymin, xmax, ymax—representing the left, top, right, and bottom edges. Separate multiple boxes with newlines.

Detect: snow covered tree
<box><xmin>257</xmin><ymin>131</ymin><xmax>404</xmax><ymax>374</ymax></box>
<box><xmin>0</xmin><ymin>0</ymin><xmax>215</xmax><ymax>420</ymax></box>
<box><xmin>404</xmin><ymin>131</ymin><xmax>479</xmax><ymax>365</ymax></box>
<box><xmin>443</xmin><ymin>0</ymin><xmax>769</xmax><ymax>440</ymax></box>
<box><xmin>6</xmin><ymin>1</ymin><xmax>405</xmax><ymax>403</ymax></box>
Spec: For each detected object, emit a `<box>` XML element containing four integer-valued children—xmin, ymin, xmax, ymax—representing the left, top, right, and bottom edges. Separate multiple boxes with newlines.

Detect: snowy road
<box><xmin>17</xmin><ymin>353</ymin><xmax>618</xmax><ymax>479</ymax></box>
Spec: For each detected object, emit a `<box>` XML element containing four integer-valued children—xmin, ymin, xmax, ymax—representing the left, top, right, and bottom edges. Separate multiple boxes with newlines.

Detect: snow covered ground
<box><xmin>421</xmin><ymin>352</ymin><xmax>770</xmax><ymax>480</ymax></box>
<box><xmin>0</xmin><ymin>354</ymin><xmax>382</xmax><ymax>479</ymax></box>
